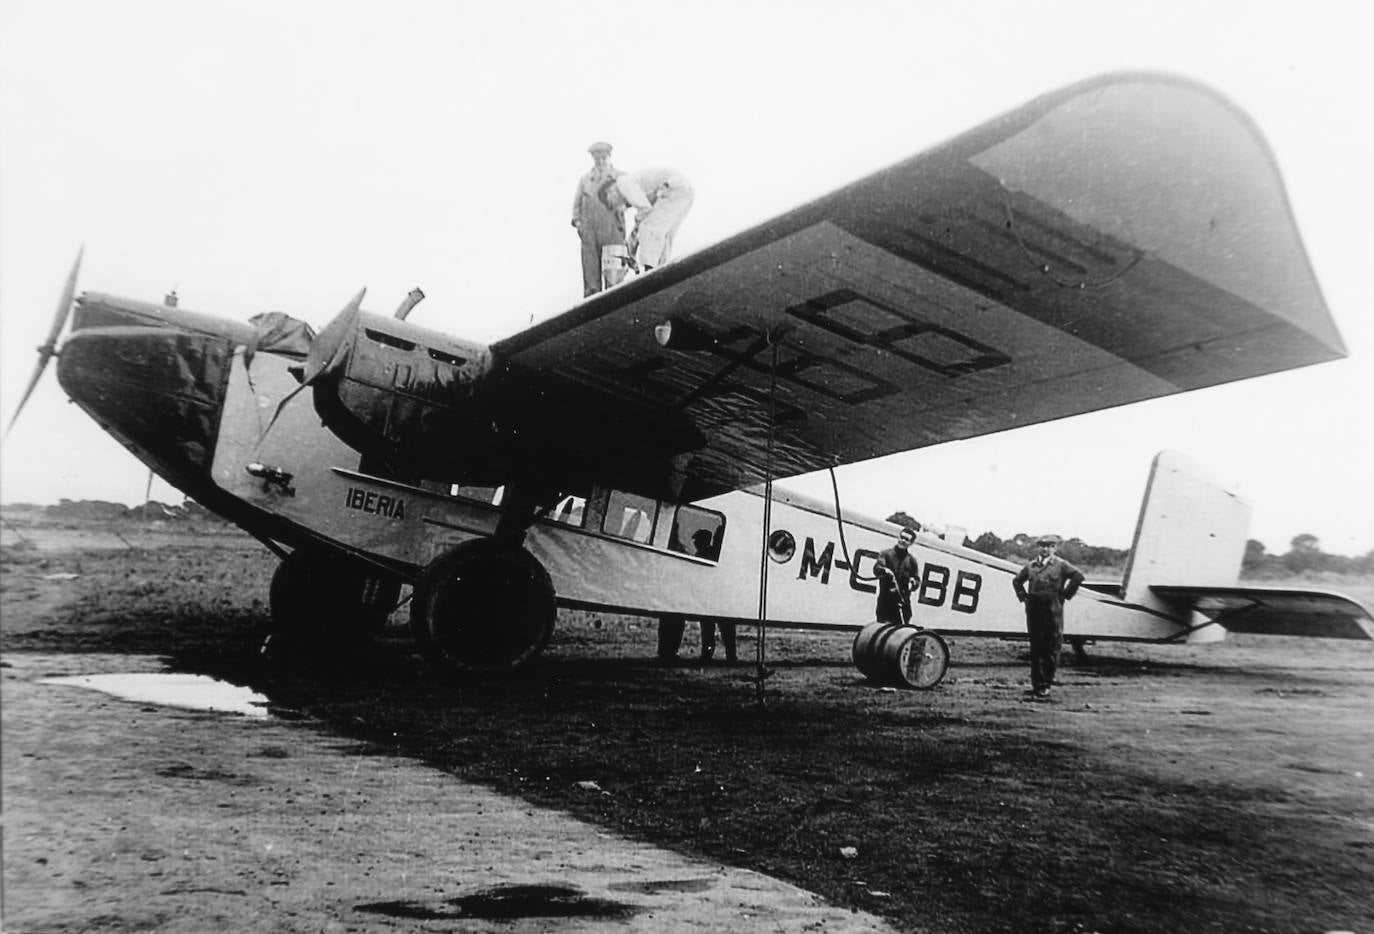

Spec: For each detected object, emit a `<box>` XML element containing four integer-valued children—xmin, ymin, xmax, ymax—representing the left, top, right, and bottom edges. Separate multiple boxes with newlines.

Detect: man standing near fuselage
<box><xmin>1012</xmin><ymin>535</ymin><xmax>1084</xmax><ymax>699</ymax></box>
<box><xmin>874</xmin><ymin>527</ymin><xmax>919</xmax><ymax>626</ymax></box>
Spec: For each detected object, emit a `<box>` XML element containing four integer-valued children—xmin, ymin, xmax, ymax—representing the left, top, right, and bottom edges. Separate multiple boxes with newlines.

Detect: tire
<box><xmin>269</xmin><ymin>550</ymin><xmax>401</xmax><ymax>649</ymax></box>
<box><xmin>410</xmin><ymin>540</ymin><xmax>556</xmax><ymax>673</ymax></box>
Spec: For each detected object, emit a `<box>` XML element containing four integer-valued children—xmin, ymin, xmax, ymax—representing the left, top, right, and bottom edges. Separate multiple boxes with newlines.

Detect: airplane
<box><xmin>9</xmin><ymin>72</ymin><xmax>1372</xmax><ymax>688</ymax></box>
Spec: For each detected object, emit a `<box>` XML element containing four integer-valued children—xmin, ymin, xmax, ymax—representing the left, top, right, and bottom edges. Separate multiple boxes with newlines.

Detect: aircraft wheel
<box><xmin>1069</xmin><ymin>636</ymin><xmax>1090</xmax><ymax>663</ymax></box>
<box><xmin>411</xmin><ymin>541</ymin><xmax>555</xmax><ymax>673</ymax></box>
<box><xmin>269</xmin><ymin>550</ymin><xmax>401</xmax><ymax>648</ymax></box>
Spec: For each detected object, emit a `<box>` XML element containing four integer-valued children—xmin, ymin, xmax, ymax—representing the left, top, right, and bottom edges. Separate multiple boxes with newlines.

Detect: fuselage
<box><xmin>56</xmin><ymin>291</ymin><xmax>1192</xmax><ymax>643</ymax></box>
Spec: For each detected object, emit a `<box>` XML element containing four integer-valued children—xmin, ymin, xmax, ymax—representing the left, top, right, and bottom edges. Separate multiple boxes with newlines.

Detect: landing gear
<box><xmin>268</xmin><ymin>550</ymin><xmax>401</xmax><ymax>652</ymax></box>
<box><xmin>1069</xmin><ymin>637</ymin><xmax>1090</xmax><ymax>663</ymax></box>
<box><xmin>411</xmin><ymin>540</ymin><xmax>556</xmax><ymax>673</ymax></box>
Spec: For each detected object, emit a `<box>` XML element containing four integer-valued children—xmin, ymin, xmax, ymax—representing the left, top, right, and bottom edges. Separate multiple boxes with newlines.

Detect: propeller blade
<box><xmin>6</xmin><ymin>247</ymin><xmax>84</xmax><ymax>438</ymax></box>
<box><xmin>5</xmin><ymin>360</ymin><xmax>50</xmax><ymax>438</ymax></box>
<box><xmin>302</xmin><ymin>286</ymin><xmax>366</xmax><ymax>385</ymax></box>
<box><xmin>45</xmin><ymin>245</ymin><xmax>83</xmax><ymax>346</ymax></box>
<box><xmin>258</xmin><ymin>287</ymin><xmax>366</xmax><ymax>444</ymax></box>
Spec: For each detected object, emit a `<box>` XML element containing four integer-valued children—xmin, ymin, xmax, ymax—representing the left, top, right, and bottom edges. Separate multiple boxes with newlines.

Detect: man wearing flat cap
<box><xmin>874</xmin><ymin>526</ymin><xmax>919</xmax><ymax>626</ymax></box>
<box><xmin>570</xmin><ymin>141</ymin><xmax>627</xmax><ymax>296</ymax></box>
<box><xmin>1012</xmin><ymin>535</ymin><xmax>1084</xmax><ymax>699</ymax></box>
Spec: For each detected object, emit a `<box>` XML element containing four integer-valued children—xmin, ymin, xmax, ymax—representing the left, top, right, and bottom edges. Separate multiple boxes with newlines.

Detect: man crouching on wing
<box><xmin>874</xmin><ymin>527</ymin><xmax>919</xmax><ymax>626</ymax></box>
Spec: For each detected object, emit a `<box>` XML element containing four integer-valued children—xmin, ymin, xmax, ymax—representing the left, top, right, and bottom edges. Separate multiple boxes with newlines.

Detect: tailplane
<box><xmin>1121</xmin><ymin>451</ymin><xmax>1373</xmax><ymax>641</ymax></box>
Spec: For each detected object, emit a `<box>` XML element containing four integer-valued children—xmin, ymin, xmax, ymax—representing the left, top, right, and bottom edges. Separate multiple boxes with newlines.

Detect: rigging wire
<box><xmin>828</xmin><ymin>466</ymin><xmax>885</xmax><ymax>585</ymax></box>
<box><xmin>754</xmin><ymin>336</ymin><xmax>780</xmax><ymax>705</ymax></box>
<box><xmin>828</xmin><ymin>466</ymin><xmax>856</xmax><ymax>572</ymax></box>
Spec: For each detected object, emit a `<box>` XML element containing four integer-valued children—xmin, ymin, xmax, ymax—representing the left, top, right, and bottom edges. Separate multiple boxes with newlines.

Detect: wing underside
<box><xmin>488</xmin><ymin>73</ymin><xmax>1342</xmax><ymax>501</ymax></box>
<box><xmin>1152</xmin><ymin>586</ymin><xmax>1374</xmax><ymax>640</ymax></box>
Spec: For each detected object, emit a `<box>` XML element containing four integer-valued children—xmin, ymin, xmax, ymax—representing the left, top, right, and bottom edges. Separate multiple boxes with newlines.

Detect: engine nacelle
<box><xmin>309</xmin><ymin>310</ymin><xmax>503</xmax><ymax>480</ymax></box>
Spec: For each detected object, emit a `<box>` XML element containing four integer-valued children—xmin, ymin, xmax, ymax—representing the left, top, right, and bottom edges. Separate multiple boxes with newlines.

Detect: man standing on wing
<box><xmin>1012</xmin><ymin>535</ymin><xmax>1084</xmax><ymax>699</ymax></box>
<box><xmin>571</xmin><ymin>141</ymin><xmax>626</xmax><ymax>296</ymax></box>
<box><xmin>597</xmin><ymin>167</ymin><xmax>693</xmax><ymax>271</ymax></box>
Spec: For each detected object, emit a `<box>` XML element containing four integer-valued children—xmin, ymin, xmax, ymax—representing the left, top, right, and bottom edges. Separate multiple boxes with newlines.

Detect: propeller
<box><xmin>6</xmin><ymin>246</ymin><xmax>84</xmax><ymax>438</ymax></box>
<box><xmin>258</xmin><ymin>287</ymin><xmax>366</xmax><ymax>444</ymax></box>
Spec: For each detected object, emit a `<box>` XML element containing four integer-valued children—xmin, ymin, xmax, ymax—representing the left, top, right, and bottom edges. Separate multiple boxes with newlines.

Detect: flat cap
<box><xmin>587</xmin><ymin>140</ymin><xmax>613</xmax><ymax>154</ymax></box>
<box><xmin>1036</xmin><ymin>534</ymin><xmax>1061</xmax><ymax>545</ymax></box>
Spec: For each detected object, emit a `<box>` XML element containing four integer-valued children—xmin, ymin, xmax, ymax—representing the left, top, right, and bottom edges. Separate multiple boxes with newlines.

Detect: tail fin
<box><xmin>1120</xmin><ymin>451</ymin><xmax>1374</xmax><ymax>641</ymax></box>
<box><xmin>1121</xmin><ymin>451</ymin><xmax>1250</xmax><ymax>637</ymax></box>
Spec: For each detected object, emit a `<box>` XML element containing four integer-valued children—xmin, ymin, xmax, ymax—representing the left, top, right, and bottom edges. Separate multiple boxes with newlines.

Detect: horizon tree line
<box><xmin>888</xmin><ymin>512</ymin><xmax>1373</xmax><ymax>577</ymax></box>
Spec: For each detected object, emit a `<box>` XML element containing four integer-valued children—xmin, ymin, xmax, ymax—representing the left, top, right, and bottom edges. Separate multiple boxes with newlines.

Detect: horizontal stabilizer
<box><xmin>1151</xmin><ymin>585</ymin><xmax>1374</xmax><ymax>640</ymax></box>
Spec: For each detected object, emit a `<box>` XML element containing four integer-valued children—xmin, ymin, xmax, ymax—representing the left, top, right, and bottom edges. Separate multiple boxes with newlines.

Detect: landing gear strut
<box><xmin>1069</xmin><ymin>637</ymin><xmax>1090</xmax><ymax>663</ymax></box>
<box><xmin>411</xmin><ymin>540</ymin><xmax>556</xmax><ymax>673</ymax></box>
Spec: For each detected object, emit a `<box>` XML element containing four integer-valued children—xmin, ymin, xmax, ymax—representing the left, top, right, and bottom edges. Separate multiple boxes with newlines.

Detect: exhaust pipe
<box><xmin>394</xmin><ymin>287</ymin><xmax>425</xmax><ymax>320</ymax></box>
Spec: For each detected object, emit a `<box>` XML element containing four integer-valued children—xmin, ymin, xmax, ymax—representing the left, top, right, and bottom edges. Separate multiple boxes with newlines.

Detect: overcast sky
<box><xmin>1</xmin><ymin>0</ymin><xmax>1371</xmax><ymax>556</ymax></box>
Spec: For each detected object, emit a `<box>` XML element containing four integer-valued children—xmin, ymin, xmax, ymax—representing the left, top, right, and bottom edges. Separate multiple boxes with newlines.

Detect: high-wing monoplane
<box><xmin>12</xmin><ymin>73</ymin><xmax>1371</xmax><ymax>682</ymax></box>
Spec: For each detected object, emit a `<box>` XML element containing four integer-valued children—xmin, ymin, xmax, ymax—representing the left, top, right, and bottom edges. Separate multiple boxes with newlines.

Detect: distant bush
<box><xmin>1241</xmin><ymin>535</ymin><xmax>1374</xmax><ymax>579</ymax></box>
<box><xmin>45</xmin><ymin>499</ymin><xmax>130</xmax><ymax>521</ymax></box>
<box><xmin>961</xmin><ymin>528</ymin><xmax>1128</xmax><ymax>572</ymax></box>
<box><xmin>34</xmin><ymin>498</ymin><xmax>229</xmax><ymax>524</ymax></box>
<box><xmin>962</xmin><ymin>527</ymin><xmax>1372</xmax><ymax>579</ymax></box>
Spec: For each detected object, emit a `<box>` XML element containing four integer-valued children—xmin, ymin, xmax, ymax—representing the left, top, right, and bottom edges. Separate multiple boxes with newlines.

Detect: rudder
<box><xmin>1121</xmin><ymin>451</ymin><xmax>1251</xmax><ymax>636</ymax></box>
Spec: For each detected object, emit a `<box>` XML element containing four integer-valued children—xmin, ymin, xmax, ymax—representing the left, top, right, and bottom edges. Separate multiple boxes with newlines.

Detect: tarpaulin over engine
<box><xmin>57</xmin><ymin>326</ymin><xmax>235</xmax><ymax>477</ymax></box>
<box><xmin>306</xmin><ymin>310</ymin><xmax>498</xmax><ymax>479</ymax></box>
<box><xmin>247</xmin><ymin>312</ymin><xmax>316</xmax><ymax>359</ymax></box>
<box><xmin>305</xmin><ymin>308</ymin><xmax>704</xmax><ymax>492</ymax></box>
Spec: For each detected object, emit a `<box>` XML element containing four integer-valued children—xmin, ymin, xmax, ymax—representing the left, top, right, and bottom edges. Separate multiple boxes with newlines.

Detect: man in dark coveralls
<box><xmin>1012</xmin><ymin>535</ymin><xmax>1085</xmax><ymax>699</ymax></box>
<box><xmin>874</xmin><ymin>527</ymin><xmax>920</xmax><ymax>625</ymax></box>
<box><xmin>570</xmin><ymin>141</ymin><xmax>626</xmax><ymax>295</ymax></box>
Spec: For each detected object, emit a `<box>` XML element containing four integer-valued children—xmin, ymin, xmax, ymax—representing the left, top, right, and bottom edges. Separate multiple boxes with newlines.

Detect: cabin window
<box><xmin>603</xmin><ymin>490</ymin><xmax>657</xmax><ymax>544</ymax></box>
<box><xmin>550</xmin><ymin>489</ymin><xmax>588</xmax><ymax>528</ymax></box>
<box><xmin>767</xmin><ymin>529</ymin><xmax>795</xmax><ymax>563</ymax></box>
<box><xmin>668</xmin><ymin>505</ymin><xmax>725</xmax><ymax>560</ymax></box>
<box><xmin>449</xmin><ymin>484</ymin><xmax>504</xmax><ymax>506</ymax></box>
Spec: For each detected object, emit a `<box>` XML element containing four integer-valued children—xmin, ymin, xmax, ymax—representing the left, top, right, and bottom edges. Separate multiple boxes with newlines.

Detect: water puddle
<box><xmin>356</xmin><ymin>884</ymin><xmax>637</xmax><ymax>922</ymax></box>
<box><xmin>38</xmin><ymin>672</ymin><xmax>271</xmax><ymax>718</ymax></box>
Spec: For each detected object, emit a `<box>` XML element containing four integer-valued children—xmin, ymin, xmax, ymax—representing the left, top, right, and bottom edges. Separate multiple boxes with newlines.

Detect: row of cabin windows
<box><xmin>447</xmin><ymin>484</ymin><xmax>724</xmax><ymax>561</ymax></box>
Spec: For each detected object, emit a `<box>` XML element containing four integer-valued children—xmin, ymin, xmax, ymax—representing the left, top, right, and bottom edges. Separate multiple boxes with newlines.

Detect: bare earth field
<box><xmin>3</xmin><ymin>516</ymin><xmax>1372</xmax><ymax>933</ymax></box>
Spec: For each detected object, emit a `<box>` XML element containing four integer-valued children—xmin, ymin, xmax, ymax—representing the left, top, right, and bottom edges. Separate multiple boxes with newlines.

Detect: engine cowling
<box><xmin>307</xmin><ymin>309</ymin><xmax>506</xmax><ymax>480</ymax></box>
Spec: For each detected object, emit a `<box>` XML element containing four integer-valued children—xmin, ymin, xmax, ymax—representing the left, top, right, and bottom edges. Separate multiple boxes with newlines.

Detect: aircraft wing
<box><xmin>487</xmin><ymin>72</ymin><xmax>1343</xmax><ymax>502</ymax></box>
<box><xmin>1152</xmin><ymin>586</ymin><xmax>1374</xmax><ymax>640</ymax></box>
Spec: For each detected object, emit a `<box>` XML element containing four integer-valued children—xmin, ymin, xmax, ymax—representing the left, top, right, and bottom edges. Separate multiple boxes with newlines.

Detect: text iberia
<box><xmin>345</xmin><ymin>487</ymin><xmax>407</xmax><ymax>520</ymax></box>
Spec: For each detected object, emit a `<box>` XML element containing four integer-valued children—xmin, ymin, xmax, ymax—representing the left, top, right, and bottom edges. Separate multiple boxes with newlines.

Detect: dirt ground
<box><xmin>3</xmin><ymin>518</ymin><xmax>1372</xmax><ymax>933</ymax></box>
